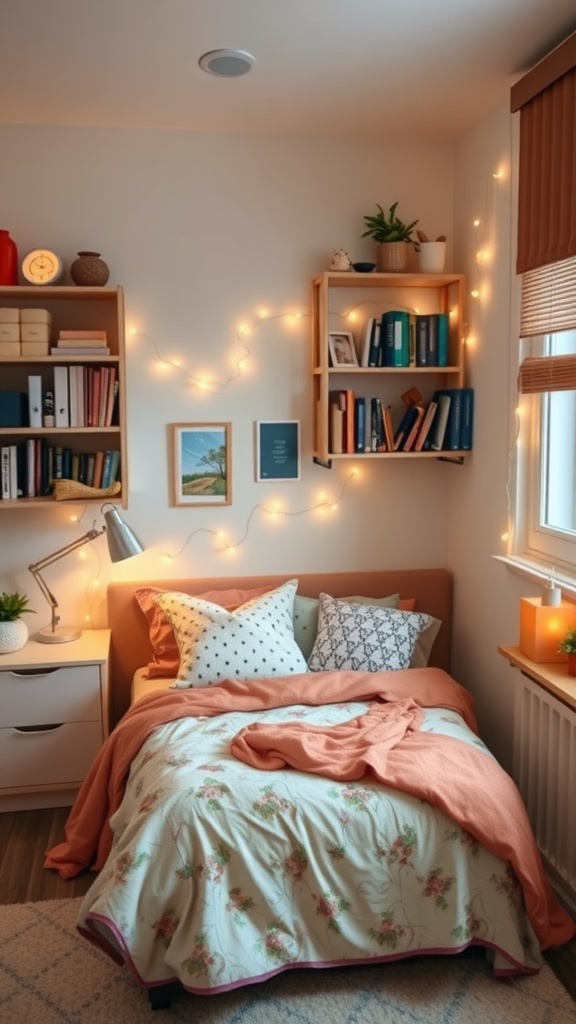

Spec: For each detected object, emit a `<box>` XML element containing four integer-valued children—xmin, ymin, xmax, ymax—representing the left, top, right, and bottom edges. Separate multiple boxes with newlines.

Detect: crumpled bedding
<box><xmin>45</xmin><ymin>668</ymin><xmax>575</xmax><ymax>992</ymax></box>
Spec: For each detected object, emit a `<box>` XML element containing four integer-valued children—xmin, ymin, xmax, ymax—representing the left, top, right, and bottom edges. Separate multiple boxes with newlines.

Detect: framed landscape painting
<box><xmin>170</xmin><ymin>422</ymin><xmax>232</xmax><ymax>506</ymax></box>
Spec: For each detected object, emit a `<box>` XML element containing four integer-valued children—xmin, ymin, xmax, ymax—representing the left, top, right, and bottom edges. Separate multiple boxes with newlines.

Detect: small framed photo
<box><xmin>329</xmin><ymin>331</ymin><xmax>358</xmax><ymax>366</ymax></box>
<box><xmin>256</xmin><ymin>420</ymin><xmax>300</xmax><ymax>481</ymax></box>
<box><xmin>170</xmin><ymin>422</ymin><xmax>232</xmax><ymax>506</ymax></box>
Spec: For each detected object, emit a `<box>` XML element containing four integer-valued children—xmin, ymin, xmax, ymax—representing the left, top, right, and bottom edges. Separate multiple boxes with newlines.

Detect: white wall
<box><xmin>0</xmin><ymin>125</ymin><xmax>457</xmax><ymax>633</ymax></box>
<box><xmin>450</xmin><ymin>101</ymin><xmax>541</xmax><ymax>770</ymax></box>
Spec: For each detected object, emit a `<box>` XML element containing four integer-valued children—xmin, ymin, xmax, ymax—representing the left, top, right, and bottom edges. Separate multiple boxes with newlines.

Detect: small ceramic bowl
<box><xmin>352</xmin><ymin>262</ymin><xmax>376</xmax><ymax>273</ymax></box>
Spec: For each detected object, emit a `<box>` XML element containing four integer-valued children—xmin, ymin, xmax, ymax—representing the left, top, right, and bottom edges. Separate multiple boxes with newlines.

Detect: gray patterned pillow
<box><xmin>156</xmin><ymin>579</ymin><xmax>307</xmax><ymax>688</ymax></box>
<box><xmin>293</xmin><ymin>593</ymin><xmax>400</xmax><ymax>660</ymax></box>
<box><xmin>308</xmin><ymin>593</ymin><xmax>434</xmax><ymax>673</ymax></box>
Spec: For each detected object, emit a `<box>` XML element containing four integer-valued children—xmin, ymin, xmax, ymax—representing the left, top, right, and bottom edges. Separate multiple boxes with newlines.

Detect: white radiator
<box><xmin>513</xmin><ymin>674</ymin><xmax>576</xmax><ymax>911</ymax></box>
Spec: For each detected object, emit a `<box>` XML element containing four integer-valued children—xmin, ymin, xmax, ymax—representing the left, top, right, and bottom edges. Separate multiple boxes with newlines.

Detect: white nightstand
<box><xmin>0</xmin><ymin>629</ymin><xmax>111</xmax><ymax>811</ymax></box>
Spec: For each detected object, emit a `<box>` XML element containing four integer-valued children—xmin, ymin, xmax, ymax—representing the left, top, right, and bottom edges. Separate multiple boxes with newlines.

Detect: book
<box><xmin>415</xmin><ymin>314</ymin><xmax>430</xmax><ymax>367</ymax></box>
<box><xmin>401</xmin><ymin>405</ymin><xmax>426</xmax><ymax>452</ymax></box>
<box><xmin>1</xmin><ymin>446</ymin><xmax>10</xmax><ymax>500</ymax></box>
<box><xmin>107</xmin><ymin>449</ymin><xmax>120</xmax><ymax>485</ymax></box>
<box><xmin>9</xmin><ymin>445</ymin><xmax>18</xmax><ymax>500</ymax></box>
<box><xmin>329</xmin><ymin>390</ymin><xmax>346</xmax><ymax>454</ymax></box>
<box><xmin>27</xmin><ymin>375</ymin><xmax>42</xmax><ymax>428</ymax></box>
<box><xmin>354</xmin><ymin>397</ymin><xmax>367</xmax><ymax>453</ymax></box>
<box><xmin>459</xmin><ymin>388</ymin><xmax>474</xmax><ymax>450</ymax></box>
<box><xmin>50</xmin><ymin>346</ymin><xmax>111</xmax><ymax>355</ymax></box>
<box><xmin>435</xmin><ymin>388</ymin><xmax>463</xmax><ymax>450</ymax></box>
<box><xmin>393</xmin><ymin>405</ymin><xmax>419</xmax><ymax>450</ymax></box>
<box><xmin>345</xmin><ymin>389</ymin><xmax>355</xmax><ymax>453</ymax></box>
<box><xmin>436</xmin><ymin>313</ymin><xmax>449</xmax><ymax>367</ymax></box>
<box><xmin>413</xmin><ymin>400</ymin><xmax>439</xmax><ymax>452</ymax></box>
<box><xmin>368</xmin><ymin>320</ymin><xmax>383</xmax><ymax>367</ymax></box>
<box><xmin>360</xmin><ymin>318</ymin><xmax>375</xmax><ymax>367</ymax></box>
<box><xmin>426</xmin><ymin>314</ymin><xmax>438</xmax><ymax>366</ymax></box>
<box><xmin>370</xmin><ymin>397</ymin><xmax>386</xmax><ymax>452</ymax></box>
<box><xmin>68</xmin><ymin>366</ymin><xmax>79</xmax><ymax>428</ymax></box>
<box><xmin>57</xmin><ymin>331</ymin><xmax>108</xmax><ymax>343</ymax></box>
<box><xmin>53</xmin><ymin>366</ymin><xmax>69</xmax><ymax>428</ymax></box>
<box><xmin>384</xmin><ymin>311</ymin><xmax>409</xmax><ymax>367</ymax></box>
<box><xmin>382</xmin><ymin>405</ymin><xmax>395</xmax><ymax>452</ymax></box>
<box><xmin>430</xmin><ymin>393</ymin><xmax>452</xmax><ymax>450</ymax></box>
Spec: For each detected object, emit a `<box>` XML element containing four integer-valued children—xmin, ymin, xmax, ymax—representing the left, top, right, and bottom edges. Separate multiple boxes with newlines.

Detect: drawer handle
<box><xmin>7</xmin><ymin>669</ymin><xmax>61</xmax><ymax>678</ymax></box>
<box><xmin>13</xmin><ymin>724</ymin><xmax>64</xmax><ymax>734</ymax></box>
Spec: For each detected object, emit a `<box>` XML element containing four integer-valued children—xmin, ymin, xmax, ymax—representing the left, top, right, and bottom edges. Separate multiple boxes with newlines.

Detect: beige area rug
<box><xmin>0</xmin><ymin>898</ymin><xmax>574</xmax><ymax>1024</ymax></box>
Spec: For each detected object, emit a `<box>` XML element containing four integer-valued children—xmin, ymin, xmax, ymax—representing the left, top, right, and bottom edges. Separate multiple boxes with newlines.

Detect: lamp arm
<box><xmin>28</xmin><ymin>528</ymin><xmax>104</xmax><ymax>634</ymax></box>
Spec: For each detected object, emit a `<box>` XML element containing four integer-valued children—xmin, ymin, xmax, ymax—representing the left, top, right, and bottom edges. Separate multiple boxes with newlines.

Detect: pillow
<box><xmin>135</xmin><ymin>583</ymin><xmax>275</xmax><ymax>678</ymax></box>
<box><xmin>293</xmin><ymin>593</ymin><xmax>400</xmax><ymax>661</ymax></box>
<box><xmin>156</xmin><ymin>579</ymin><xmax>308</xmax><ymax>688</ymax></box>
<box><xmin>307</xmin><ymin>593</ymin><xmax>434</xmax><ymax>673</ymax></box>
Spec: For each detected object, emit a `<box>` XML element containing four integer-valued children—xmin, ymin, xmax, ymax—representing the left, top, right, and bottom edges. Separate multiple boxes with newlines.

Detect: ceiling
<box><xmin>1</xmin><ymin>0</ymin><xmax>575</xmax><ymax>143</ymax></box>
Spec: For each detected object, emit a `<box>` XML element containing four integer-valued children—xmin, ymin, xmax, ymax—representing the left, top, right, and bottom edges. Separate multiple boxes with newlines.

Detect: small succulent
<box><xmin>558</xmin><ymin>627</ymin><xmax>576</xmax><ymax>655</ymax></box>
<box><xmin>0</xmin><ymin>592</ymin><xmax>35</xmax><ymax>622</ymax></box>
<box><xmin>361</xmin><ymin>202</ymin><xmax>419</xmax><ymax>244</ymax></box>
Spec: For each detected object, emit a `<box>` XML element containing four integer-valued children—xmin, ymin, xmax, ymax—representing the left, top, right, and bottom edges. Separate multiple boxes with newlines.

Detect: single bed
<box><xmin>45</xmin><ymin>568</ymin><xmax>576</xmax><ymax>1010</ymax></box>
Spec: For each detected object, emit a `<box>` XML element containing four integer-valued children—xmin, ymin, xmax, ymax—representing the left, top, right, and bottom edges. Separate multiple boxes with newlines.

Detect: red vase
<box><xmin>0</xmin><ymin>230</ymin><xmax>18</xmax><ymax>285</ymax></box>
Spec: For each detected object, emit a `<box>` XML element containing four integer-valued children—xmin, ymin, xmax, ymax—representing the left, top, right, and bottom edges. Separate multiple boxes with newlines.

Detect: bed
<box><xmin>44</xmin><ymin>569</ymin><xmax>576</xmax><ymax>1010</ymax></box>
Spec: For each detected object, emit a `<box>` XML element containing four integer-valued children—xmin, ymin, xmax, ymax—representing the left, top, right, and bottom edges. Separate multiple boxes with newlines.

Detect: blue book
<box><xmin>459</xmin><ymin>388</ymin><xmax>474</xmax><ymax>450</ymax></box>
<box><xmin>432</xmin><ymin>388</ymin><xmax>463</xmax><ymax>450</ymax></box>
<box><xmin>354</xmin><ymin>397</ymin><xmax>366</xmax><ymax>453</ymax></box>
<box><xmin>436</xmin><ymin>313</ymin><xmax>449</xmax><ymax>367</ymax></box>
<box><xmin>393</xmin><ymin>405</ymin><xmax>419</xmax><ymax>450</ymax></box>
<box><xmin>415</xmin><ymin>314</ymin><xmax>429</xmax><ymax>366</ymax></box>
<box><xmin>384</xmin><ymin>311</ymin><xmax>410</xmax><ymax>367</ymax></box>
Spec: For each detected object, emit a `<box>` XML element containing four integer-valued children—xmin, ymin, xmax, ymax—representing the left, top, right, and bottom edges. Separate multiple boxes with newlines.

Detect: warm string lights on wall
<box><xmin>129</xmin><ymin>308</ymin><xmax>307</xmax><ymax>394</ymax></box>
<box><xmin>158</xmin><ymin>468</ymin><xmax>360</xmax><ymax>561</ymax></box>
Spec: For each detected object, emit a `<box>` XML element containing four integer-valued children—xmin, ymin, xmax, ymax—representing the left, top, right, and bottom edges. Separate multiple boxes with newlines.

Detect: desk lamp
<box><xmin>29</xmin><ymin>504</ymin><xmax>144</xmax><ymax>644</ymax></box>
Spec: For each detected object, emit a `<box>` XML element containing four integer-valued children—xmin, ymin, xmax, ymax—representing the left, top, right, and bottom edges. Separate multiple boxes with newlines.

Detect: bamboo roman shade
<box><xmin>511</xmin><ymin>32</ymin><xmax>576</xmax><ymax>275</ymax></box>
<box><xmin>518</xmin><ymin>255</ymin><xmax>576</xmax><ymax>393</ymax></box>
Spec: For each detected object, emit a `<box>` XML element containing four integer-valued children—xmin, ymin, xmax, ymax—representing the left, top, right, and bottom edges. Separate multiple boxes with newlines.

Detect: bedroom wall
<box><xmin>0</xmin><ymin>125</ymin><xmax>456</xmax><ymax>623</ymax></box>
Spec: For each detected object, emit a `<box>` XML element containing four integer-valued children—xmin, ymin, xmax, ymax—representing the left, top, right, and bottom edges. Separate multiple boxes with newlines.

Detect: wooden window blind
<box><xmin>511</xmin><ymin>32</ymin><xmax>576</xmax><ymax>274</ymax></box>
<box><xmin>518</xmin><ymin>254</ymin><xmax>576</xmax><ymax>394</ymax></box>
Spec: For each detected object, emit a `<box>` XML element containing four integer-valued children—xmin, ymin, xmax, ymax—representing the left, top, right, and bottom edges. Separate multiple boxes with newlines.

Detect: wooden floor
<box><xmin>0</xmin><ymin>807</ymin><xmax>574</xmax><ymax>1002</ymax></box>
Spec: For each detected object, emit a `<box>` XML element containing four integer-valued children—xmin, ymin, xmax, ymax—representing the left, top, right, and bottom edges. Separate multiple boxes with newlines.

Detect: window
<box><xmin>518</xmin><ymin>329</ymin><xmax>576</xmax><ymax>574</ymax></box>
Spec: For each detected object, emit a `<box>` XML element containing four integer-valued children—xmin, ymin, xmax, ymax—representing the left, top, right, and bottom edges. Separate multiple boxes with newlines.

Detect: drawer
<box><xmin>0</xmin><ymin>665</ymin><xmax>101</xmax><ymax>727</ymax></box>
<box><xmin>0</xmin><ymin>720</ymin><xmax>103</xmax><ymax>789</ymax></box>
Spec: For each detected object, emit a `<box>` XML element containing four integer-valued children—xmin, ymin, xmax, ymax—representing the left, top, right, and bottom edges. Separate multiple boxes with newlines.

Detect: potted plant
<box><xmin>558</xmin><ymin>627</ymin><xmax>576</xmax><ymax>676</ymax></box>
<box><xmin>0</xmin><ymin>591</ymin><xmax>35</xmax><ymax>654</ymax></box>
<box><xmin>361</xmin><ymin>202</ymin><xmax>419</xmax><ymax>272</ymax></box>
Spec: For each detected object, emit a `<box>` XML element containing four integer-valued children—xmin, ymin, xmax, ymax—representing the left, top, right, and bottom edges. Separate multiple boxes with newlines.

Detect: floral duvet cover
<box><xmin>77</xmin><ymin>681</ymin><xmax>555</xmax><ymax>993</ymax></box>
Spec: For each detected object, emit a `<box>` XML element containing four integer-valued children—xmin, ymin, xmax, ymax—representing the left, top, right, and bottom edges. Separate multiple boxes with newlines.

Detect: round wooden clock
<box><xmin>21</xmin><ymin>249</ymin><xmax>63</xmax><ymax>285</ymax></box>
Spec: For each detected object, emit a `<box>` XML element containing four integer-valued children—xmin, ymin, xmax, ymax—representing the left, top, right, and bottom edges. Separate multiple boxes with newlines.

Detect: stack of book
<box><xmin>328</xmin><ymin>387</ymin><xmax>474</xmax><ymax>455</ymax></box>
<box><xmin>1</xmin><ymin>440</ymin><xmax>121</xmax><ymax>500</ymax></box>
<box><xmin>358</xmin><ymin>312</ymin><xmax>450</xmax><ymax>368</ymax></box>
<box><xmin>51</xmin><ymin>330</ymin><xmax>110</xmax><ymax>356</ymax></box>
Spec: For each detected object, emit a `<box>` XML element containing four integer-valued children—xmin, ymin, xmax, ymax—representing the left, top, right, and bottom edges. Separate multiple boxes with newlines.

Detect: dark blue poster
<box><xmin>257</xmin><ymin>421</ymin><xmax>300</xmax><ymax>481</ymax></box>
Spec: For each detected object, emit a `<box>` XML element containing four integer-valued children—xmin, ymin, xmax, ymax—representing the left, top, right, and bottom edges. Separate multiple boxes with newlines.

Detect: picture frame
<box><xmin>328</xmin><ymin>331</ymin><xmax>358</xmax><ymax>366</ymax></box>
<box><xmin>256</xmin><ymin>420</ymin><xmax>300</xmax><ymax>481</ymax></box>
<box><xmin>170</xmin><ymin>422</ymin><xmax>232</xmax><ymax>506</ymax></box>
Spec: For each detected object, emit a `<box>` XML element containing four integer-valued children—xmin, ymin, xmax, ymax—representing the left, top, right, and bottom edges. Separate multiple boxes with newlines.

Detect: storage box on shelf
<box><xmin>311</xmin><ymin>271</ymin><xmax>469</xmax><ymax>466</ymax></box>
<box><xmin>0</xmin><ymin>285</ymin><xmax>127</xmax><ymax>508</ymax></box>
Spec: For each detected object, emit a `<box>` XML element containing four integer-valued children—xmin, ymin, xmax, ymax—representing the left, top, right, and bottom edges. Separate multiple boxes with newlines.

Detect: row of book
<box><xmin>27</xmin><ymin>365</ymin><xmax>119</xmax><ymax>429</ymax></box>
<box><xmin>1</xmin><ymin>440</ymin><xmax>120</xmax><ymax>500</ymax></box>
<box><xmin>359</xmin><ymin>312</ymin><xmax>450</xmax><ymax>368</ymax></box>
<box><xmin>329</xmin><ymin>387</ymin><xmax>474</xmax><ymax>454</ymax></box>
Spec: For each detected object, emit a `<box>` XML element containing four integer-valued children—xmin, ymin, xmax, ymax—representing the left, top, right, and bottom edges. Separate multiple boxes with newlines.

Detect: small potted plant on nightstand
<box><xmin>0</xmin><ymin>592</ymin><xmax>35</xmax><ymax>654</ymax></box>
<box><xmin>361</xmin><ymin>201</ymin><xmax>419</xmax><ymax>272</ymax></box>
<box><xmin>558</xmin><ymin>627</ymin><xmax>576</xmax><ymax>676</ymax></box>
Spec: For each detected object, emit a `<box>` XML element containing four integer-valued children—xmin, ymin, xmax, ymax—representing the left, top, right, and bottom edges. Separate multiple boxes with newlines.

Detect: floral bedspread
<box><xmin>77</xmin><ymin>694</ymin><xmax>547</xmax><ymax>992</ymax></box>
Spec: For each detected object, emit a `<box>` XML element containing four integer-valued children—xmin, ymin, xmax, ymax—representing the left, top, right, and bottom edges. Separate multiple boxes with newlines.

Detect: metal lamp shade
<box><xmin>104</xmin><ymin>507</ymin><xmax>145</xmax><ymax>562</ymax></box>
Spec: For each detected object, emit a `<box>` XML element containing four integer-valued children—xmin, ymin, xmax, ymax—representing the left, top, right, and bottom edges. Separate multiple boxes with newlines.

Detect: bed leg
<box><xmin>148</xmin><ymin>984</ymin><xmax>173</xmax><ymax>1010</ymax></box>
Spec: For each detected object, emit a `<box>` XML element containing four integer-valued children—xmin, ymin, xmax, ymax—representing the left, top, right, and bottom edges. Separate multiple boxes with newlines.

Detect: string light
<box><xmin>130</xmin><ymin>308</ymin><xmax>307</xmax><ymax>395</ymax></box>
<box><xmin>159</xmin><ymin>469</ymin><xmax>360</xmax><ymax>561</ymax></box>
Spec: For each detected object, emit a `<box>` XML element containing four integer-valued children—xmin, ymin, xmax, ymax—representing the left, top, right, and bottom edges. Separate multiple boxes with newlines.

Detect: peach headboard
<box><xmin>106</xmin><ymin>568</ymin><xmax>453</xmax><ymax>727</ymax></box>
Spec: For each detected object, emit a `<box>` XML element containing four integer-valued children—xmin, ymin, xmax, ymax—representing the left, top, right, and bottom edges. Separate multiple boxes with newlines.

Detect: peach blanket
<box><xmin>44</xmin><ymin>667</ymin><xmax>575</xmax><ymax>950</ymax></box>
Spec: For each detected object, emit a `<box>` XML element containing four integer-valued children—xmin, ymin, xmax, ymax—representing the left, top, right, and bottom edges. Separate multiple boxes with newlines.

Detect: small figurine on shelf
<box><xmin>329</xmin><ymin>249</ymin><xmax>352</xmax><ymax>271</ymax></box>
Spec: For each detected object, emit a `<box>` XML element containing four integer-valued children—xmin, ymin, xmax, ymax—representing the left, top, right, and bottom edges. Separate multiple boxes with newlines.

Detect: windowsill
<box><xmin>492</xmin><ymin>553</ymin><xmax>576</xmax><ymax>602</ymax></box>
<box><xmin>498</xmin><ymin>644</ymin><xmax>576</xmax><ymax>712</ymax></box>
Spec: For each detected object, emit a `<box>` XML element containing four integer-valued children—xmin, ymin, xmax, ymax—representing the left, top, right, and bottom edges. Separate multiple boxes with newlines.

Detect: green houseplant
<box><xmin>558</xmin><ymin>627</ymin><xmax>576</xmax><ymax>676</ymax></box>
<box><xmin>0</xmin><ymin>591</ymin><xmax>35</xmax><ymax>654</ymax></box>
<box><xmin>361</xmin><ymin>202</ymin><xmax>419</xmax><ymax>272</ymax></box>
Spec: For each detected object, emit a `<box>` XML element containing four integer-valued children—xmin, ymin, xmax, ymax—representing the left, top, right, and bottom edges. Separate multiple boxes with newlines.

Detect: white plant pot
<box><xmin>0</xmin><ymin>618</ymin><xmax>29</xmax><ymax>654</ymax></box>
<box><xmin>418</xmin><ymin>241</ymin><xmax>446</xmax><ymax>274</ymax></box>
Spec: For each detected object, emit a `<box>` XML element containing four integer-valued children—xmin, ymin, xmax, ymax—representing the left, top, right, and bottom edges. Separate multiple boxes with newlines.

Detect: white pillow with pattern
<box><xmin>156</xmin><ymin>579</ymin><xmax>307</xmax><ymax>688</ymax></box>
<box><xmin>308</xmin><ymin>593</ymin><xmax>434</xmax><ymax>673</ymax></box>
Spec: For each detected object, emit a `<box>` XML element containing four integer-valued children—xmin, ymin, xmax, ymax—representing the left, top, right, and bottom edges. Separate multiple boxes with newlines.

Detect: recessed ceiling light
<box><xmin>198</xmin><ymin>49</ymin><xmax>256</xmax><ymax>77</ymax></box>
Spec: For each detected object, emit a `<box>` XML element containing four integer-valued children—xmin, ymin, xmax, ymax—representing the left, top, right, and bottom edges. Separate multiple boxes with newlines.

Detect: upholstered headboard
<box><xmin>106</xmin><ymin>568</ymin><xmax>453</xmax><ymax>727</ymax></box>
